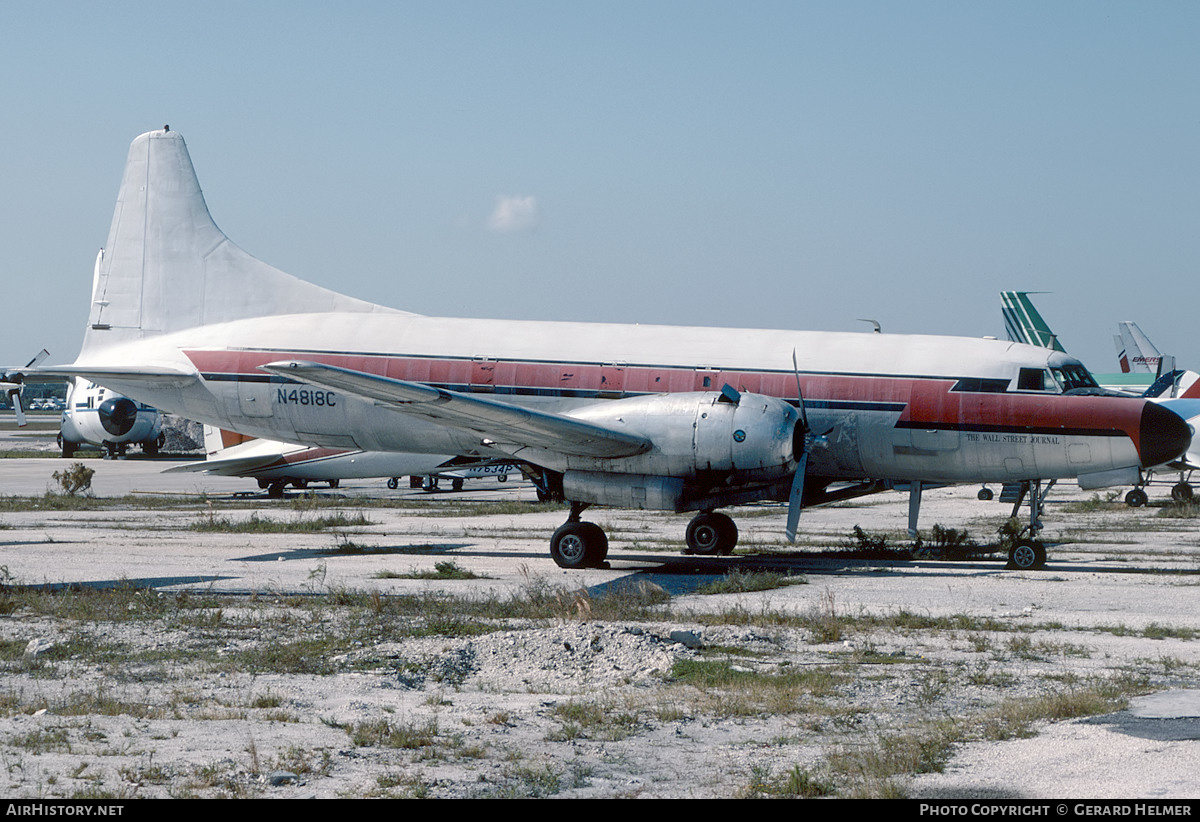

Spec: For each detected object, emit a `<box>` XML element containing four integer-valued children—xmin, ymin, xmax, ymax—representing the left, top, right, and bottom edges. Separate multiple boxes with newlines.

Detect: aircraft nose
<box><xmin>1139</xmin><ymin>401</ymin><xmax>1193</xmax><ymax>469</ymax></box>
<box><xmin>98</xmin><ymin>397</ymin><xmax>138</xmax><ymax>437</ymax></box>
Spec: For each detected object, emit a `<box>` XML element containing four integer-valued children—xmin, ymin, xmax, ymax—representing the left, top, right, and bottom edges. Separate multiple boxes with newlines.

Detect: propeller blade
<box><xmin>785</xmin><ymin>452</ymin><xmax>807</xmax><ymax>542</ymax></box>
<box><xmin>791</xmin><ymin>349</ymin><xmax>810</xmax><ymax>433</ymax></box>
<box><xmin>10</xmin><ymin>390</ymin><xmax>26</xmax><ymax>428</ymax></box>
<box><xmin>23</xmin><ymin>349</ymin><xmax>49</xmax><ymax>370</ymax></box>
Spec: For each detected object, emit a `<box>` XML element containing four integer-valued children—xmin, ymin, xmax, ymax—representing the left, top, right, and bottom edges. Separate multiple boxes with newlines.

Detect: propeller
<box><xmin>786</xmin><ymin>350</ymin><xmax>811</xmax><ymax>542</ymax></box>
<box><xmin>2</xmin><ymin>350</ymin><xmax>49</xmax><ymax>428</ymax></box>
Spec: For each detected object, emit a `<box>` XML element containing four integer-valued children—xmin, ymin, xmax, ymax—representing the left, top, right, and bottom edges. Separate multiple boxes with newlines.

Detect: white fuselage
<box><xmin>74</xmin><ymin>311</ymin><xmax>1173</xmax><ymax>487</ymax></box>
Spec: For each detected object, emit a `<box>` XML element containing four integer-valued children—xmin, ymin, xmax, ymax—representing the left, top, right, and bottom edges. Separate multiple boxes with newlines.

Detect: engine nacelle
<box><xmin>560</xmin><ymin>390</ymin><xmax>802</xmax><ymax>482</ymax></box>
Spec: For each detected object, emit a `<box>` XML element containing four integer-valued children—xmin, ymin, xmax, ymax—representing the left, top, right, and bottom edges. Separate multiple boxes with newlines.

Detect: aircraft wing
<box><xmin>260</xmin><ymin>360</ymin><xmax>652</xmax><ymax>459</ymax></box>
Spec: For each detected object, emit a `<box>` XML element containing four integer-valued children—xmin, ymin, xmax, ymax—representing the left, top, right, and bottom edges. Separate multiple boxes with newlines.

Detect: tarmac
<box><xmin>1</xmin><ymin>434</ymin><xmax>1199</xmax><ymax>800</ymax></box>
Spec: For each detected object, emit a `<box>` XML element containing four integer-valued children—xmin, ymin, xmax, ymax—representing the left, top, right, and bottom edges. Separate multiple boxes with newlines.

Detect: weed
<box><xmin>51</xmin><ymin>463</ymin><xmax>94</xmax><ymax>497</ymax></box>
<box><xmin>348</xmin><ymin>717</ymin><xmax>440</xmax><ymax>749</ymax></box>
<box><xmin>696</xmin><ymin>569</ymin><xmax>807</xmax><ymax>595</ymax></box>
<box><xmin>740</xmin><ymin>764</ymin><xmax>835</xmax><ymax>798</ymax></box>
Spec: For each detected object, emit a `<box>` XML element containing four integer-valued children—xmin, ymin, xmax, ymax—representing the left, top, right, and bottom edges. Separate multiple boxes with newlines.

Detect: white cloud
<box><xmin>486</xmin><ymin>195</ymin><xmax>539</xmax><ymax>233</ymax></box>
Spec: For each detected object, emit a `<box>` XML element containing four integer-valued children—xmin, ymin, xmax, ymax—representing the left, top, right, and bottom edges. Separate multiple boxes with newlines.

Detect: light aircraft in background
<box><xmin>37</xmin><ymin>129</ymin><xmax>1191</xmax><ymax>572</ymax></box>
<box><xmin>168</xmin><ymin>425</ymin><xmax>516</xmax><ymax>497</ymax></box>
<box><xmin>0</xmin><ymin>350</ymin><xmax>50</xmax><ymax>426</ymax></box>
<box><xmin>57</xmin><ymin>377</ymin><xmax>165</xmax><ymax>458</ymax></box>
<box><xmin>1001</xmin><ymin>291</ymin><xmax>1200</xmax><ymax>505</ymax></box>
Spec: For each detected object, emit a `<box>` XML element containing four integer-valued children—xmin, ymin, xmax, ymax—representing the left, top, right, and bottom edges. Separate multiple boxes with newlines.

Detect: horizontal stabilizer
<box><xmin>163</xmin><ymin>454</ymin><xmax>288</xmax><ymax>476</ymax></box>
<box><xmin>34</xmin><ymin>365</ymin><xmax>199</xmax><ymax>390</ymax></box>
<box><xmin>260</xmin><ymin>360</ymin><xmax>653</xmax><ymax>459</ymax></box>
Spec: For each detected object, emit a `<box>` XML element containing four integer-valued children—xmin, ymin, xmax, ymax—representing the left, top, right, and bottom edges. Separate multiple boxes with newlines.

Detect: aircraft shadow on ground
<box><xmin>13</xmin><ymin>576</ymin><xmax>235</xmax><ymax>592</ymax></box>
<box><xmin>233</xmin><ymin>543</ymin><xmax>476</xmax><ymax>563</ymax></box>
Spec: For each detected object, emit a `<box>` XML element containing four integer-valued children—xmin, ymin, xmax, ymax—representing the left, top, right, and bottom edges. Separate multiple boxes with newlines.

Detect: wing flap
<box><xmin>260</xmin><ymin>360</ymin><xmax>652</xmax><ymax>459</ymax></box>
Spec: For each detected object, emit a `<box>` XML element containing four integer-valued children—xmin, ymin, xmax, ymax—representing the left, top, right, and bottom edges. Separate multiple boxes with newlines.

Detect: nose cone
<box><xmin>1139</xmin><ymin>402</ymin><xmax>1193</xmax><ymax>468</ymax></box>
<box><xmin>98</xmin><ymin>397</ymin><xmax>138</xmax><ymax>437</ymax></box>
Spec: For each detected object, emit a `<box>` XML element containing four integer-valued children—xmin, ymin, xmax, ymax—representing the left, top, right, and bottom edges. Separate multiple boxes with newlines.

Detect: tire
<box><xmin>1006</xmin><ymin>539</ymin><xmax>1047</xmax><ymax>570</ymax></box>
<box><xmin>550</xmin><ymin>521</ymin><xmax>608</xmax><ymax>569</ymax></box>
<box><xmin>1171</xmin><ymin>482</ymin><xmax>1193</xmax><ymax>502</ymax></box>
<box><xmin>685</xmin><ymin>512</ymin><xmax>737</xmax><ymax>555</ymax></box>
<box><xmin>977</xmin><ymin>487</ymin><xmax>993</xmax><ymax>501</ymax></box>
<box><xmin>387</xmin><ymin>477</ymin><xmax>399</xmax><ymax>490</ymax></box>
<box><xmin>1125</xmin><ymin>488</ymin><xmax>1148</xmax><ymax>507</ymax></box>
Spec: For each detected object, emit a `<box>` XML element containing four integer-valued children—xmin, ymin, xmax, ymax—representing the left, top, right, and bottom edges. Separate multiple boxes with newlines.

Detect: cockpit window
<box><xmin>1051</xmin><ymin>365</ymin><xmax>1099</xmax><ymax>392</ymax></box>
<box><xmin>1017</xmin><ymin>368</ymin><xmax>1046</xmax><ymax>391</ymax></box>
<box><xmin>1014</xmin><ymin>364</ymin><xmax>1099</xmax><ymax>393</ymax></box>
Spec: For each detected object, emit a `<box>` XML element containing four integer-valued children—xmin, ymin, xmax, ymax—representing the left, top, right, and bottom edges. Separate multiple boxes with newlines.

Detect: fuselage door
<box><xmin>238</xmin><ymin>377</ymin><xmax>275</xmax><ymax>418</ymax></box>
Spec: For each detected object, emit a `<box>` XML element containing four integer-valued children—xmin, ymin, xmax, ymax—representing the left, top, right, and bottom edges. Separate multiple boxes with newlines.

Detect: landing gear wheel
<box><xmin>387</xmin><ymin>477</ymin><xmax>399</xmax><ymax>490</ymax></box>
<box><xmin>550</xmin><ymin>521</ymin><xmax>609</xmax><ymax>569</ymax></box>
<box><xmin>1171</xmin><ymin>482</ymin><xmax>1194</xmax><ymax>502</ymax></box>
<box><xmin>685</xmin><ymin>512</ymin><xmax>738</xmax><ymax>555</ymax></box>
<box><xmin>1125</xmin><ymin>488</ymin><xmax>1149</xmax><ymax>507</ymax></box>
<box><xmin>977</xmin><ymin>487</ymin><xmax>993</xmax><ymax>501</ymax></box>
<box><xmin>452</xmin><ymin>478</ymin><xmax>464</xmax><ymax>492</ymax></box>
<box><xmin>1006</xmin><ymin>539</ymin><xmax>1047</xmax><ymax>571</ymax></box>
<box><xmin>266</xmin><ymin>480</ymin><xmax>286</xmax><ymax>499</ymax></box>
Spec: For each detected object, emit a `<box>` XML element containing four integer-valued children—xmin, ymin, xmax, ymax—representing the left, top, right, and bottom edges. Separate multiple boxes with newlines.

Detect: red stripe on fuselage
<box><xmin>183</xmin><ymin>349</ymin><xmax>1145</xmax><ymax>445</ymax></box>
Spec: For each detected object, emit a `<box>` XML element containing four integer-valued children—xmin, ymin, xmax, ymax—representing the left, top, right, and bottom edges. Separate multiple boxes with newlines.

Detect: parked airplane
<box><xmin>1108</xmin><ymin>325</ymin><xmax>1200</xmax><ymax>505</ymax></box>
<box><xmin>0</xmin><ymin>350</ymin><xmax>49</xmax><ymax>426</ymax></box>
<box><xmin>169</xmin><ymin>425</ymin><xmax>516</xmax><ymax>497</ymax></box>
<box><xmin>57</xmin><ymin>377</ymin><xmax>165</xmax><ymax>458</ymax></box>
<box><xmin>37</xmin><ymin>129</ymin><xmax>1191</xmax><ymax>571</ymax></box>
<box><xmin>1001</xmin><ymin>292</ymin><xmax>1200</xmax><ymax>504</ymax></box>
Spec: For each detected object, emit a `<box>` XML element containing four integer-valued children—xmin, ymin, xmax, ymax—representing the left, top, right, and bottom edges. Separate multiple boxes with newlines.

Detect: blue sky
<box><xmin>2</xmin><ymin>1</ymin><xmax>1197</xmax><ymax>372</ymax></box>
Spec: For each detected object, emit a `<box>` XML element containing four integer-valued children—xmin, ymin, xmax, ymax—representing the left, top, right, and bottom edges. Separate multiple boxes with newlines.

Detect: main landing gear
<box><xmin>550</xmin><ymin>503</ymin><xmax>609</xmax><ymax>569</ymax></box>
<box><xmin>1004</xmin><ymin>479</ymin><xmax>1053</xmax><ymax>571</ymax></box>
<box><xmin>549</xmin><ymin>504</ymin><xmax>739</xmax><ymax>569</ymax></box>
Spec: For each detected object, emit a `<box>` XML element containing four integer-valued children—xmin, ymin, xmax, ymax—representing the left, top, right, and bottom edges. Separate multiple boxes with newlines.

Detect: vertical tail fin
<box><xmin>82</xmin><ymin>128</ymin><xmax>401</xmax><ymax>357</ymax></box>
<box><xmin>1000</xmin><ymin>291</ymin><xmax>1066</xmax><ymax>352</ymax></box>
<box><xmin>1116</xmin><ymin>322</ymin><xmax>1162</xmax><ymax>375</ymax></box>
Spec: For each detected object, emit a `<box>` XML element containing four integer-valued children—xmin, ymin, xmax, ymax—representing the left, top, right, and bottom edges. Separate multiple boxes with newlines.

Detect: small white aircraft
<box><xmin>57</xmin><ymin>377</ymin><xmax>165</xmax><ymax>458</ymax></box>
<box><xmin>37</xmin><ymin>129</ymin><xmax>1192</xmax><ymax>571</ymax></box>
<box><xmin>169</xmin><ymin>425</ymin><xmax>516</xmax><ymax>497</ymax></box>
<box><xmin>0</xmin><ymin>350</ymin><xmax>50</xmax><ymax>426</ymax></box>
